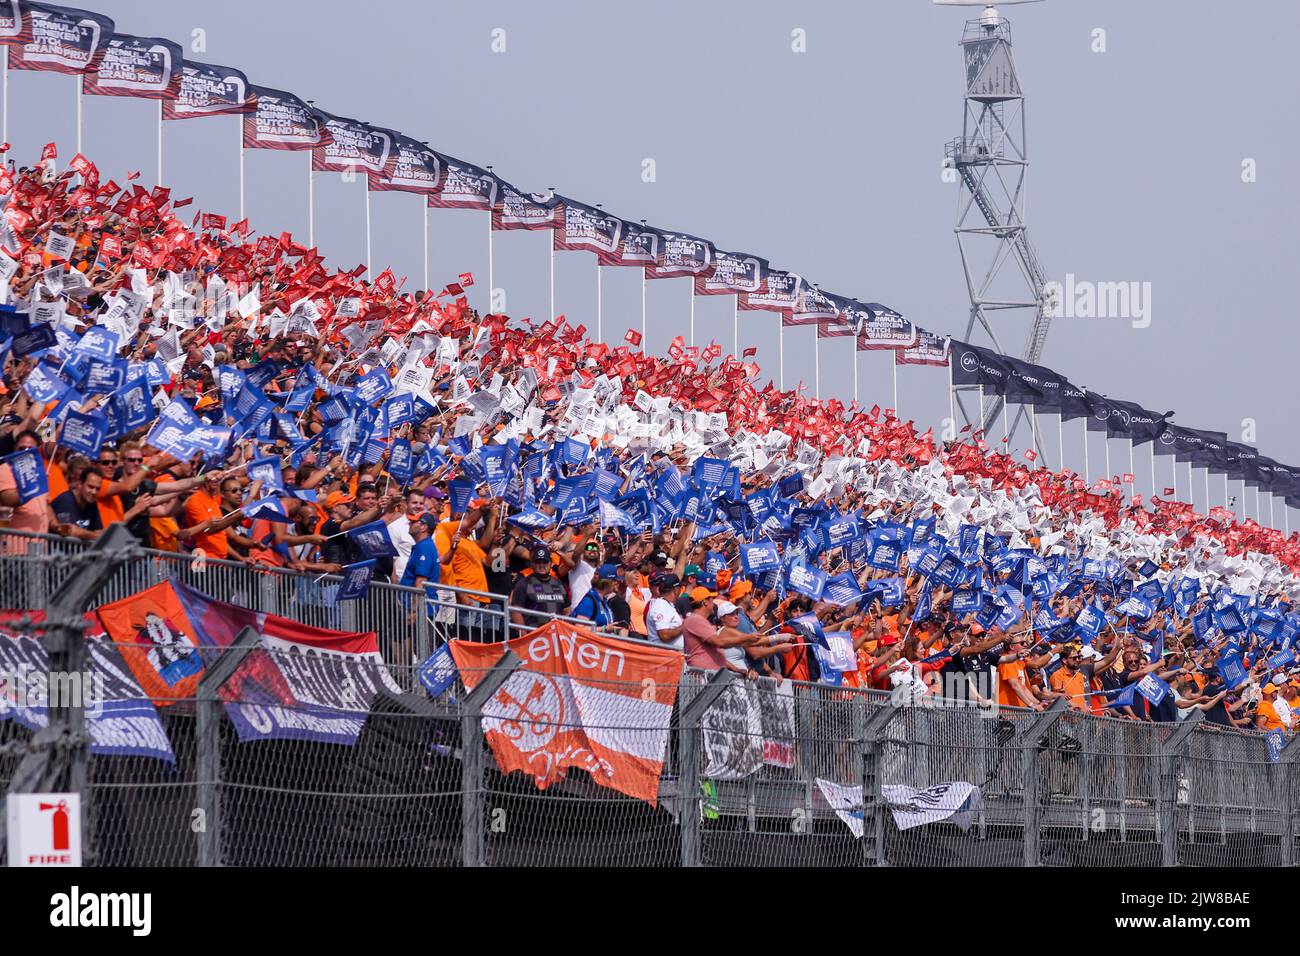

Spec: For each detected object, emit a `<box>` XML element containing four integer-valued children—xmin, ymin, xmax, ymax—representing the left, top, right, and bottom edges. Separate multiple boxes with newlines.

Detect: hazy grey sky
<box><xmin>17</xmin><ymin>0</ymin><xmax>1299</xmax><ymax>509</ymax></box>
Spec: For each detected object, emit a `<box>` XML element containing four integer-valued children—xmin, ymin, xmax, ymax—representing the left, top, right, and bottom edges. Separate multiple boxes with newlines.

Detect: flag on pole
<box><xmin>491</xmin><ymin>177</ymin><xmax>559</xmax><ymax>231</ymax></box>
<box><xmin>161</xmin><ymin>59</ymin><xmax>253</xmax><ymax>120</ymax></box>
<box><xmin>693</xmin><ymin>249</ymin><xmax>768</xmax><ymax>296</ymax></box>
<box><xmin>603</xmin><ymin>218</ymin><xmax>660</xmax><ymax>269</ymax></box>
<box><xmin>737</xmin><ymin>267</ymin><xmax>800</xmax><ymax>315</ymax></box>
<box><xmin>856</xmin><ymin>303</ymin><xmax>919</xmax><ymax>350</ymax></box>
<box><xmin>81</xmin><ymin>33</ymin><xmax>182</xmax><ymax>99</ymax></box>
<box><xmin>9</xmin><ymin>3</ymin><xmax>113</xmax><ymax>74</ymax></box>
<box><xmin>0</xmin><ymin>2</ymin><xmax>31</xmax><ymax>47</ymax></box>
<box><xmin>896</xmin><ymin>330</ymin><xmax>950</xmax><ymax>367</ymax></box>
<box><xmin>644</xmin><ymin>230</ymin><xmax>714</xmax><ymax>280</ymax></box>
<box><xmin>553</xmin><ymin>196</ymin><xmax>623</xmax><ymax>262</ymax></box>
<box><xmin>311</xmin><ymin>112</ymin><xmax>396</xmax><ymax>177</ymax></box>
<box><xmin>426</xmin><ymin>153</ymin><xmax>498</xmax><ymax>210</ymax></box>
<box><xmin>242</xmin><ymin>85</ymin><xmax>331</xmax><ymax>151</ymax></box>
<box><xmin>367</xmin><ymin>132</ymin><xmax>443</xmax><ymax>193</ymax></box>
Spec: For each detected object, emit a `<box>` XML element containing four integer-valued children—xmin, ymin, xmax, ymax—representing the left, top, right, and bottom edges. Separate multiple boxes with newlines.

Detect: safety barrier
<box><xmin>0</xmin><ymin>528</ymin><xmax>1295</xmax><ymax>866</ymax></box>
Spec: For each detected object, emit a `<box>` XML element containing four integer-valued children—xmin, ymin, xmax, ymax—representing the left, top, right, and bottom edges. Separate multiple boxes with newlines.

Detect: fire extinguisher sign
<box><xmin>6</xmin><ymin>793</ymin><xmax>82</xmax><ymax>867</ymax></box>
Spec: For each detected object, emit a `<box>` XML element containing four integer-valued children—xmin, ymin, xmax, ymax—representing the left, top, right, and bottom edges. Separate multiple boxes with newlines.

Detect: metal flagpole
<box><xmin>1269</xmin><ymin>492</ymin><xmax>1276</xmax><ymax>529</ymax></box>
<box><xmin>1187</xmin><ymin>461</ymin><xmax>1193</xmax><ymax>508</ymax></box>
<box><xmin>1029</xmin><ymin>404</ymin><xmax>1037</xmax><ymax>464</ymax></box>
<box><xmin>2</xmin><ymin>45</ymin><xmax>7</xmax><ymax>146</ymax></box>
<box><xmin>689</xmin><ymin>282</ymin><xmax>695</xmax><ymax>347</ymax></box>
<box><xmin>814</xmin><ymin>329</ymin><xmax>821</xmax><ymax>397</ymax></box>
<box><xmin>364</xmin><ymin>175</ymin><xmax>372</xmax><ymax>280</ymax></box>
<box><xmin>1057</xmin><ymin>414</ymin><xmax>1064</xmax><ymax>472</ymax></box>
<box><xmin>1203</xmin><ymin>470</ymin><xmax>1209</xmax><ymax>513</ymax></box>
<box><xmin>1002</xmin><ymin>403</ymin><xmax>1009</xmax><ymax>453</ymax></box>
<box><xmin>157</xmin><ymin>99</ymin><xmax>163</xmax><ymax>184</ymax></box>
<box><xmin>486</xmin><ymin>165</ymin><xmax>495</xmax><ymax>311</ymax></box>
<box><xmin>1082</xmin><ymin>420</ymin><xmax>1090</xmax><ymax>484</ymax></box>
<box><xmin>778</xmin><ymin>315</ymin><xmax>784</xmax><ymax>391</ymax></box>
<box><xmin>891</xmin><ymin>356</ymin><xmax>899</xmax><ymax>415</ymax></box>
<box><xmin>978</xmin><ymin>385</ymin><xmax>985</xmax><ymax>434</ymax></box>
<box><xmin>422</xmin><ymin>203</ymin><xmax>428</xmax><ymax>292</ymax></box>
<box><xmin>307</xmin><ymin>151</ymin><xmax>314</xmax><ymax>248</ymax></box>
<box><xmin>1150</xmin><ymin>446</ymin><xmax>1157</xmax><ymax>503</ymax></box>
<box><xmin>1104</xmin><ymin>439</ymin><xmax>1111</xmax><ymax>485</ymax></box>
<box><xmin>852</xmin><ymin>343</ymin><xmax>863</xmax><ymax>408</ymax></box>
<box><xmin>237</xmin><ymin>119</ymin><xmax>245</xmax><ymax>223</ymax></box>
<box><xmin>75</xmin><ymin>77</ymin><xmax>81</xmax><ymax>155</ymax></box>
<box><xmin>1128</xmin><ymin>441</ymin><xmax>1135</xmax><ymax>484</ymax></box>
<box><xmin>733</xmin><ymin>296</ymin><xmax>738</xmax><ymax>358</ymax></box>
<box><xmin>548</xmin><ymin>187</ymin><xmax>556</xmax><ymax>320</ymax></box>
<box><xmin>1254</xmin><ymin>485</ymin><xmax>1261</xmax><ymax>525</ymax></box>
<box><xmin>594</xmin><ymin>203</ymin><xmax>604</xmax><ymax>341</ymax></box>
<box><xmin>640</xmin><ymin>219</ymin><xmax>647</xmax><ymax>349</ymax></box>
<box><xmin>1172</xmin><ymin>454</ymin><xmax>1178</xmax><ymax>500</ymax></box>
<box><xmin>1223</xmin><ymin>474</ymin><xmax>1228</xmax><ymax>511</ymax></box>
<box><xmin>947</xmin><ymin>360</ymin><xmax>955</xmax><ymax>436</ymax></box>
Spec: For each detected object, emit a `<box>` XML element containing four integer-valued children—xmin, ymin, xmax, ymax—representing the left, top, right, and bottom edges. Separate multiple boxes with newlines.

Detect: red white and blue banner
<box><xmin>553</xmin><ymin>196</ymin><xmax>623</xmax><ymax>262</ymax></box>
<box><xmin>425</xmin><ymin>153</ymin><xmax>498</xmax><ymax>210</ymax></box>
<box><xmin>242</xmin><ymin>85</ymin><xmax>331</xmax><ymax>151</ymax></box>
<box><xmin>311</xmin><ymin>112</ymin><xmax>396</xmax><ymax>176</ymax></box>
<box><xmin>897</xmin><ymin>330</ymin><xmax>950</xmax><ymax>367</ymax></box>
<box><xmin>694</xmin><ymin>249</ymin><xmax>768</xmax><ymax>296</ymax></box>
<box><xmin>97</xmin><ymin>579</ymin><xmax>399</xmax><ymax>746</ymax></box>
<box><xmin>81</xmin><ymin>32</ymin><xmax>181</xmax><ymax>99</ymax></box>
<box><xmin>604</xmin><ymin>218</ymin><xmax>660</xmax><ymax>269</ymax></box>
<box><xmin>367</xmin><ymin>132</ymin><xmax>443</xmax><ymax>194</ymax></box>
<box><xmin>0</xmin><ymin>0</ymin><xmax>30</xmax><ymax>45</ymax></box>
<box><xmin>491</xmin><ymin>178</ymin><xmax>558</xmax><ymax>231</ymax></box>
<box><xmin>8</xmin><ymin>3</ymin><xmax>111</xmax><ymax>74</ymax></box>
<box><xmin>645</xmin><ymin>230</ymin><xmax>713</xmax><ymax>280</ymax></box>
<box><xmin>161</xmin><ymin>59</ymin><xmax>253</xmax><ymax>120</ymax></box>
<box><xmin>856</xmin><ymin>303</ymin><xmax>918</xmax><ymax>350</ymax></box>
<box><xmin>738</xmin><ymin>268</ymin><xmax>800</xmax><ymax>314</ymax></box>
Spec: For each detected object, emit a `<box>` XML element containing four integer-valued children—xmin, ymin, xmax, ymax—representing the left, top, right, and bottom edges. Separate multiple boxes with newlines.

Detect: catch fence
<box><xmin>0</xmin><ymin>529</ymin><xmax>1296</xmax><ymax>866</ymax></box>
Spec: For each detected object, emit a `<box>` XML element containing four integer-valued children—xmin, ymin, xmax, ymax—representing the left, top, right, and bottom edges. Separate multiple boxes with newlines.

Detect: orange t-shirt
<box><xmin>183</xmin><ymin>488</ymin><xmax>228</xmax><ymax>558</ymax></box>
<box><xmin>998</xmin><ymin>659</ymin><xmax>1031</xmax><ymax>707</ymax></box>
<box><xmin>98</xmin><ymin>482</ymin><xmax>124</xmax><ymax>528</ymax></box>
<box><xmin>47</xmin><ymin>460</ymin><xmax>68</xmax><ymax>502</ymax></box>
<box><xmin>1049</xmin><ymin>667</ymin><xmax>1088</xmax><ymax>712</ymax></box>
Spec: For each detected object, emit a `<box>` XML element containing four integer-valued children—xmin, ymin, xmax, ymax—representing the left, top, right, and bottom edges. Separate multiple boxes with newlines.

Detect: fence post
<box><xmin>1019</xmin><ymin>698</ymin><xmax>1068</xmax><ymax>867</ymax></box>
<box><xmin>3</xmin><ymin>525</ymin><xmax>135</xmax><ymax>867</ymax></box>
<box><xmin>194</xmin><ymin>626</ymin><xmax>261</xmax><ymax>867</ymax></box>
<box><xmin>677</xmin><ymin>669</ymin><xmax>735</xmax><ymax>868</ymax></box>
<box><xmin>1158</xmin><ymin>709</ymin><xmax>1203</xmax><ymax>867</ymax></box>
<box><xmin>1276</xmin><ymin>732</ymin><xmax>1300</xmax><ymax>867</ymax></box>
<box><xmin>460</xmin><ymin>650</ymin><xmax>521</xmax><ymax>868</ymax></box>
<box><xmin>860</xmin><ymin>701</ymin><xmax>899</xmax><ymax>866</ymax></box>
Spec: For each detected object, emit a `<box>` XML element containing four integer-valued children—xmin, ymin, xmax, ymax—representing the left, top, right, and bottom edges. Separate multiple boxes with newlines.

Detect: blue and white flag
<box><xmin>1</xmin><ymin>448</ymin><xmax>48</xmax><ymax>504</ymax></box>
<box><xmin>59</xmin><ymin>409</ymin><xmax>108</xmax><ymax>458</ymax></box>
<box><xmin>787</xmin><ymin>563</ymin><xmax>827</xmax><ymax>601</ymax></box>
<box><xmin>418</xmin><ymin>643</ymin><xmax>460</xmax><ymax>699</ymax></box>
<box><xmin>337</xmin><ymin>559</ymin><xmax>377</xmax><ymax>601</ymax></box>
<box><xmin>72</xmin><ymin>325</ymin><xmax>120</xmax><ymax>361</ymax></box>
<box><xmin>347</xmin><ymin>520</ymin><xmax>398</xmax><ymax>559</ymax></box>
<box><xmin>740</xmin><ymin>539</ymin><xmax>781</xmax><ymax>575</ymax></box>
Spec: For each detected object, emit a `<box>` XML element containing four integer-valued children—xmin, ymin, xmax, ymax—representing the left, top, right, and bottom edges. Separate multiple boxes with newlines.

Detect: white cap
<box><xmin>715</xmin><ymin>601</ymin><xmax>739</xmax><ymax>617</ymax></box>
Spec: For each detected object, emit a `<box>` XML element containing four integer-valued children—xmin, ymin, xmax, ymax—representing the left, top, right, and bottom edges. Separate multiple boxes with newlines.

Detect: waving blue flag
<box><xmin>347</xmin><ymin>520</ymin><xmax>398</xmax><ymax>559</ymax></box>
<box><xmin>740</xmin><ymin>539</ymin><xmax>781</xmax><ymax>575</ymax></box>
<box><xmin>337</xmin><ymin>559</ymin><xmax>378</xmax><ymax>601</ymax></box>
<box><xmin>1</xmin><ymin>448</ymin><xmax>47</xmax><ymax>503</ymax></box>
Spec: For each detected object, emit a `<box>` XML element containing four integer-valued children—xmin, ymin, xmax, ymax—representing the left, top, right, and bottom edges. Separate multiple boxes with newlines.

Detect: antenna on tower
<box><xmin>936</xmin><ymin>0</ymin><xmax>1050</xmax><ymax>456</ymax></box>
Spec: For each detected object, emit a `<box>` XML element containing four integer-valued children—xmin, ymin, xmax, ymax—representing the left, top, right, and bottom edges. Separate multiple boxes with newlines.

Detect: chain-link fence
<box><xmin>2</xmin><ymin>529</ymin><xmax>1298</xmax><ymax>867</ymax></box>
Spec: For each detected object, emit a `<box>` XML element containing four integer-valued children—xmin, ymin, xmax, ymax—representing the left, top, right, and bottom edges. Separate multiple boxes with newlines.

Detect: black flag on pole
<box><xmin>896</xmin><ymin>330</ymin><xmax>949</xmax><ymax>367</ymax></box>
<box><xmin>645</xmin><ymin>231</ymin><xmax>714</xmax><ymax>280</ymax></box>
<box><xmin>311</xmin><ymin>113</ymin><xmax>397</xmax><ymax>177</ymax></box>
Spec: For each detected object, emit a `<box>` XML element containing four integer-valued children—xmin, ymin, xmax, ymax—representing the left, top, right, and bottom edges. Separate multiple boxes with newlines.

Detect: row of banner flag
<box><xmin>949</xmin><ymin>339</ymin><xmax>1300</xmax><ymax>507</ymax></box>
<box><xmin>0</xmin><ymin>1</ymin><xmax>955</xmax><ymax>363</ymax></box>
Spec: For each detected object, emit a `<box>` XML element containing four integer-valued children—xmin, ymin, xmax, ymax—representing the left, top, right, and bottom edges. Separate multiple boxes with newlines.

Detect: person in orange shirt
<box><xmin>180</xmin><ymin>473</ymin><xmax>239</xmax><ymax>559</ymax></box>
<box><xmin>997</xmin><ymin>635</ymin><xmax>1045</xmax><ymax>710</ymax></box>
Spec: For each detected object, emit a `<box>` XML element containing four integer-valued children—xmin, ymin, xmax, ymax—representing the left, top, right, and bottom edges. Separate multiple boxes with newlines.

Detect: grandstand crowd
<box><xmin>1</xmin><ymin>146</ymin><xmax>1299</xmax><ymax>734</ymax></box>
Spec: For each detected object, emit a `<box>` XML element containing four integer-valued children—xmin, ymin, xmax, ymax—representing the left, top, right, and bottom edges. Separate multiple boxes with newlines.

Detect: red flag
<box><xmin>1163</xmin><ymin>487</ymin><xmax>1175</xmax><ymax>496</ymax></box>
<box><xmin>1122</xmin><ymin>473</ymin><xmax>1135</xmax><ymax>484</ymax></box>
<box><xmin>41</xmin><ymin>142</ymin><xmax>56</xmax><ymax>160</ymax></box>
<box><xmin>624</xmin><ymin>329</ymin><xmax>642</xmax><ymax>346</ymax></box>
<box><xmin>1024</xmin><ymin>449</ymin><xmax>1037</xmax><ymax>462</ymax></box>
<box><xmin>458</xmin><ymin>271</ymin><xmax>474</xmax><ymax>287</ymax></box>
